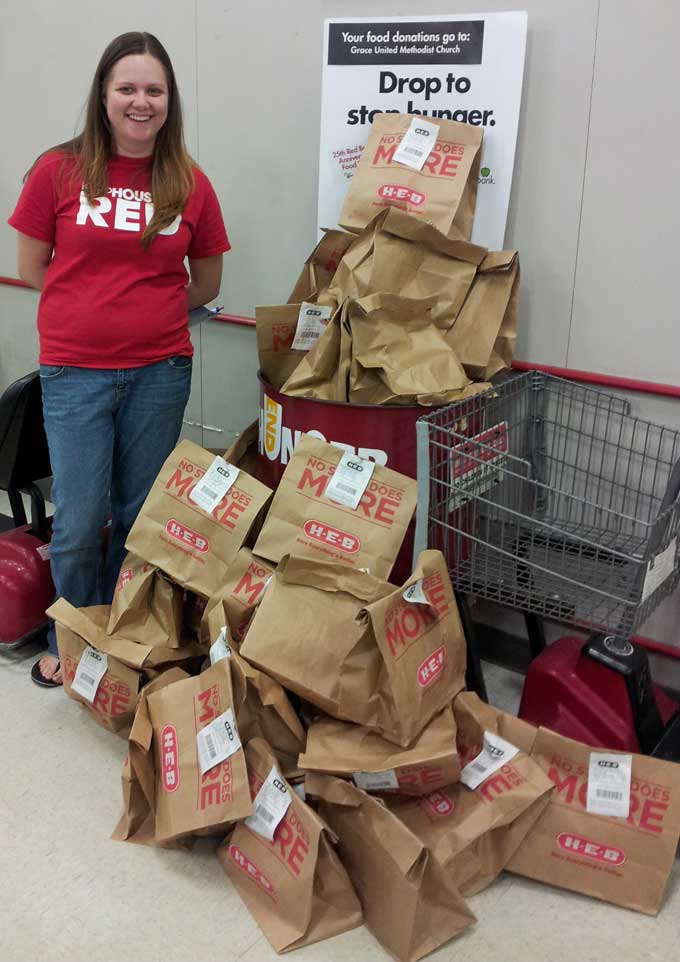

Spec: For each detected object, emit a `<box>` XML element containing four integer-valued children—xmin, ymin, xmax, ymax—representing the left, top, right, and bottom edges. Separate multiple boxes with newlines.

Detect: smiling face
<box><xmin>103</xmin><ymin>53</ymin><xmax>169</xmax><ymax>157</ymax></box>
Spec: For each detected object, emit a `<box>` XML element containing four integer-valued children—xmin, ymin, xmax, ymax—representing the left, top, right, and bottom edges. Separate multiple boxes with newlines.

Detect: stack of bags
<box><xmin>256</xmin><ymin>112</ymin><xmax>520</xmax><ymax>407</ymax></box>
<box><xmin>49</xmin><ymin>432</ymin><xmax>680</xmax><ymax>960</ymax></box>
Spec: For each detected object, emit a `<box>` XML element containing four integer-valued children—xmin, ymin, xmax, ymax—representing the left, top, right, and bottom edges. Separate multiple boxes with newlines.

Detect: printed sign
<box><xmin>319</xmin><ymin>13</ymin><xmax>527</xmax><ymax>247</ymax></box>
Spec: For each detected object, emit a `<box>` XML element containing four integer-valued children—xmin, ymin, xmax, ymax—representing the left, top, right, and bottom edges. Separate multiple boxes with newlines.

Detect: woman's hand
<box><xmin>186</xmin><ymin>254</ymin><xmax>223</xmax><ymax>310</ymax></box>
<box><xmin>17</xmin><ymin>233</ymin><xmax>53</xmax><ymax>291</ymax></box>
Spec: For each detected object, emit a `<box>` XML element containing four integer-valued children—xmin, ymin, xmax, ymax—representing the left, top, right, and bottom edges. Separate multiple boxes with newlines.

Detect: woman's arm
<box><xmin>186</xmin><ymin>254</ymin><xmax>223</xmax><ymax>310</ymax></box>
<box><xmin>17</xmin><ymin>233</ymin><xmax>53</xmax><ymax>291</ymax></box>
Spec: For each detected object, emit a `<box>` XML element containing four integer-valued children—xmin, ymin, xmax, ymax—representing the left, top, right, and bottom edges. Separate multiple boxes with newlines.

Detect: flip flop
<box><xmin>31</xmin><ymin>658</ymin><xmax>62</xmax><ymax>688</ymax></box>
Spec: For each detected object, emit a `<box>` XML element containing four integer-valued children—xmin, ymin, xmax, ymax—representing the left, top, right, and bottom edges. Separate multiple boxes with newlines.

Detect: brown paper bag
<box><xmin>340</xmin><ymin>113</ymin><xmax>483</xmax><ymax>240</ymax></box>
<box><xmin>306</xmin><ymin>773</ymin><xmax>476</xmax><ymax>962</ymax></box>
<box><xmin>107</xmin><ymin>552</ymin><xmax>184</xmax><ymax>648</ymax></box>
<box><xmin>125</xmin><ymin>439</ymin><xmax>272</xmax><ymax>598</ymax></box>
<box><xmin>253</xmin><ymin>435</ymin><xmax>417</xmax><ymax>578</ymax></box>
<box><xmin>446</xmin><ymin>250</ymin><xmax>520</xmax><ymax>380</ymax></box>
<box><xmin>201</xmin><ymin>548</ymin><xmax>275</xmax><ymax>643</ymax></box>
<box><xmin>49</xmin><ymin>598</ymin><xmax>204</xmax><ymax>672</ymax></box>
<box><xmin>240</xmin><ymin>555</ymin><xmax>391</xmax><ymax>717</ymax></box>
<box><xmin>256</xmin><ymin>304</ymin><xmax>308</xmax><ymax>390</ymax></box>
<box><xmin>506</xmin><ymin>727</ymin><xmax>680</xmax><ymax>914</ymax></box>
<box><xmin>223</xmin><ymin>419</ymin><xmax>261</xmax><ymax>478</ymax></box>
<box><xmin>280</xmin><ymin>302</ymin><xmax>351</xmax><ymax>402</ymax></box>
<box><xmin>218</xmin><ymin>739</ymin><xmax>362</xmax><ymax>952</ymax></box>
<box><xmin>298</xmin><ymin>704</ymin><xmax>460</xmax><ymax>795</ymax></box>
<box><xmin>287</xmin><ymin>228</ymin><xmax>356</xmax><ymax>304</ymax></box>
<box><xmin>112</xmin><ymin>667</ymin><xmax>190</xmax><ymax>845</ymax></box>
<box><xmin>381</xmin><ymin>692</ymin><xmax>553</xmax><ymax>896</ymax></box>
<box><xmin>204</xmin><ymin>608</ymin><xmax>306</xmax><ymax>777</ymax></box>
<box><xmin>242</xmin><ymin>551</ymin><xmax>465</xmax><ymax>747</ymax></box>
<box><xmin>53</xmin><ymin>604</ymin><xmax>140</xmax><ymax>737</ymax></box>
<box><xmin>357</xmin><ymin>549</ymin><xmax>467</xmax><ymax>745</ymax></box>
<box><xmin>145</xmin><ymin>659</ymin><xmax>252</xmax><ymax>842</ymax></box>
<box><xmin>347</xmin><ymin>292</ymin><xmax>472</xmax><ymax>406</ymax></box>
<box><xmin>325</xmin><ymin>207</ymin><xmax>485</xmax><ymax>327</ymax></box>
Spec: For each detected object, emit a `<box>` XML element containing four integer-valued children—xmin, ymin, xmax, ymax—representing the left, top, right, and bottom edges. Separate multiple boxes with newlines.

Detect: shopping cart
<box><xmin>414</xmin><ymin>371</ymin><xmax>680</xmax><ymax>752</ymax></box>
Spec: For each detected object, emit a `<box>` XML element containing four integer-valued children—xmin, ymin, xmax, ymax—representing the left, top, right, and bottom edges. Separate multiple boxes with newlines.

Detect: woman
<box><xmin>8</xmin><ymin>31</ymin><xmax>230</xmax><ymax>687</ymax></box>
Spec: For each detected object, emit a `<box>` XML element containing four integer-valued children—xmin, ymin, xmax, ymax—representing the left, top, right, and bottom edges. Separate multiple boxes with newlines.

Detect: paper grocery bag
<box><xmin>242</xmin><ymin>551</ymin><xmax>465</xmax><ymax>747</ymax></box>
<box><xmin>218</xmin><ymin>739</ymin><xmax>361</xmax><ymax>953</ymax></box>
<box><xmin>298</xmin><ymin>705</ymin><xmax>460</xmax><ymax>795</ymax></box>
<box><xmin>256</xmin><ymin>304</ymin><xmax>308</xmax><ymax>390</ymax></box>
<box><xmin>253</xmin><ymin>435</ymin><xmax>418</xmax><ymax>578</ymax></box>
<box><xmin>112</xmin><ymin>667</ymin><xmax>189</xmax><ymax>845</ymax></box>
<box><xmin>347</xmin><ymin>292</ymin><xmax>473</xmax><ymax>406</ymax></box>
<box><xmin>49</xmin><ymin>598</ymin><xmax>204</xmax><ymax>673</ymax></box>
<box><xmin>52</xmin><ymin>603</ymin><xmax>140</xmax><ymax>737</ymax></box>
<box><xmin>108</xmin><ymin>552</ymin><xmax>184</xmax><ymax>648</ymax></box>
<box><xmin>446</xmin><ymin>250</ymin><xmax>520</xmax><ymax>380</ymax></box>
<box><xmin>306</xmin><ymin>773</ymin><xmax>476</xmax><ymax>962</ymax></box>
<box><xmin>280</xmin><ymin>302</ymin><xmax>351</xmax><ymax>402</ymax></box>
<box><xmin>506</xmin><ymin>727</ymin><xmax>680</xmax><ymax>914</ymax></box>
<box><xmin>205</xmin><ymin>608</ymin><xmax>306</xmax><ymax>777</ymax></box>
<box><xmin>287</xmin><ymin>228</ymin><xmax>356</xmax><ymax>304</ymax></box>
<box><xmin>125</xmin><ymin>439</ymin><xmax>272</xmax><ymax>598</ymax></box>
<box><xmin>326</xmin><ymin>208</ymin><xmax>485</xmax><ymax>328</ymax></box>
<box><xmin>223</xmin><ymin>420</ymin><xmax>261</xmax><ymax>478</ymax></box>
<box><xmin>145</xmin><ymin>659</ymin><xmax>252</xmax><ymax>842</ymax></box>
<box><xmin>339</xmin><ymin>113</ymin><xmax>483</xmax><ymax>240</ymax></box>
<box><xmin>240</xmin><ymin>555</ymin><xmax>391</xmax><ymax>718</ymax></box>
<box><xmin>382</xmin><ymin>692</ymin><xmax>553</xmax><ymax>896</ymax></box>
<box><xmin>357</xmin><ymin>549</ymin><xmax>467</xmax><ymax>746</ymax></box>
<box><xmin>201</xmin><ymin>547</ymin><xmax>275</xmax><ymax>643</ymax></box>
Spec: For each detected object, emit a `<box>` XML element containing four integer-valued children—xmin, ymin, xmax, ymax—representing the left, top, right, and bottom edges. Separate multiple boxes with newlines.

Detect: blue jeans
<box><xmin>40</xmin><ymin>358</ymin><xmax>192</xmax><ymax>656</ymax></box>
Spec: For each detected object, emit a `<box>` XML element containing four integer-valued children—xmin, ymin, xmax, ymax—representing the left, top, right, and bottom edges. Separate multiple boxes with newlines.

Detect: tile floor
<box><xmin>1</xmin><ymin>492</ymin><xmax>679</xmax><ymax>962</ymax></box>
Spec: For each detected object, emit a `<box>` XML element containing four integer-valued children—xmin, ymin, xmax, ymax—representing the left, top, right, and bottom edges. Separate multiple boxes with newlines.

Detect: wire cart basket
<box><xmin>415</xmin><ymin>372</ymin><xmax>680</xmax><ymax>647</ymax></box>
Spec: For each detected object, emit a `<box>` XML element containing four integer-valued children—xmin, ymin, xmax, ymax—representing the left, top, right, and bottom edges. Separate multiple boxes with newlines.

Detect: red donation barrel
<box><xmin>257</xmin><ymin>374</ymin><xmax>425</xmax><ymax>582</ymax></box>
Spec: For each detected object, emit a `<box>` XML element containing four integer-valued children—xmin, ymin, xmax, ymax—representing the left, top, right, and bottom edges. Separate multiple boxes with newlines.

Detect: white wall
<box><xmin>1</xmin><ymin>1</ymin><xmax>678</xmax><ymax>441</ymax></box>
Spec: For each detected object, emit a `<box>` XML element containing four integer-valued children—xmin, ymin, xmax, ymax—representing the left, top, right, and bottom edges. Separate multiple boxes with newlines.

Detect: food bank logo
<box><xmin>258</xmin><ymin>392</ymin><xmax>387</xmax><ymax>466</ymax></box>
<box><xmin>478</xmin><ymin>166</ymin><xmax>495</xmax><ymax>185</ymax></box>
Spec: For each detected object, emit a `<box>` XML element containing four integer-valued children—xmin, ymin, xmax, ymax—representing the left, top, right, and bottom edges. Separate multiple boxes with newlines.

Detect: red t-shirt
<box><xmin>8</xmin><ymin>151</ymin><xmax>230</xmax><ymax>367</ymax></box>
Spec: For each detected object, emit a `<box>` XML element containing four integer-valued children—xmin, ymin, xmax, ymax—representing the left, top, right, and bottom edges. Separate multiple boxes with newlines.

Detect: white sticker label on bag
<box><xmin>460</xmin><ymin>731</ymin><xmax>520</xmax><ymax>791</ymax></box>
<box><xmin>36</xmin><ymin>543</ymin><xmax>51</xmax><ymax>561</ymax></box>
<box><xmin>325</xmin><ymin>450</ymin><xmax>375</xmax><ymax>510</ymax></box>
<box><xmin>393</xmin><ymin>118</ymin><xmax>440</xmax><ymax>170</ymax></box>
<box><xmin>292</xmin><ymin>303</ymin><xmax>332</xmax><ymax>352</ymax></box>
<box><xmin>642</xmin><ymin>537</ymin><xmax>677</xmax><ymax>601</ymax></box>
<box><xmin>209</xmin><ymin>627</ymin><xmax>232</xmax><ymax>665</ymax></box>
<box><xmin>196</xmin><ymin>707</ymin><xmax>241</xmax><ymax>775</ymax></box>
<box><xmin>189</xmin><ymin>456</ymin><xmax>239</xmax><ymax>513</ymax></box>
<box><xmin>245</xmin><ymin>765</ymin><xmax>292</xmax><ymax>841</ymax></box>
<box><xmin>403</xmin><ymin>579</ymin><xmax>429</xmax><ymax>605</ymax></box>
<box><xmin>71</xmin><ymin>646</ymin><xmax>108</xmax><ymax>703</ymax></box>
<box><xmin>352</xmin><ymin>769</ymin><xmax>399</xmax><ymax>792</ymax></box>
<box><xmin>586</xmin><ymin>753</ymin><xmax>632</xmax><ymax>818</ymax></box>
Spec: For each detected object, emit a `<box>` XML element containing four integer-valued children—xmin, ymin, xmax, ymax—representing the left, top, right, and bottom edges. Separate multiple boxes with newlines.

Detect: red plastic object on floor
<box><xmin>519</xmin><ymin>634</ymin><xmax>679</xmax><ymax>753</ymax></box>
<box><xmin>0</xmin><ymin>523</ymin><xmax>54</xmax><ymax>647</ymax></box>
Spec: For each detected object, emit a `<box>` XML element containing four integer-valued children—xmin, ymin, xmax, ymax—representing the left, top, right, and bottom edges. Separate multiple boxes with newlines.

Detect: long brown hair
<box><xmin>30</xmin><ymin>31</ymin><xmax>194</xmax><ymax>248</ymax></box>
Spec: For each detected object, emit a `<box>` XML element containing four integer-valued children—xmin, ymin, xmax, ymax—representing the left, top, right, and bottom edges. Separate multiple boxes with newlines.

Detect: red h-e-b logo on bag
<box><xmin>417</xmin><ymin>646</ymin><xmax>447</xmax><ymax>687</ymax></box>
<box><xmin>229</xmin><ymin>844</ymin><xmax>275</xmax><ymax>897</ymax></box>
<box><xmin>303</xmin><ymin>519</ymin><xmax>360</xmax><ymax>553</ymax></box>
<box><xmin>161</xmin><ymin>725</ymin><xmax>180</xmax><ymax>792</ymax></box>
